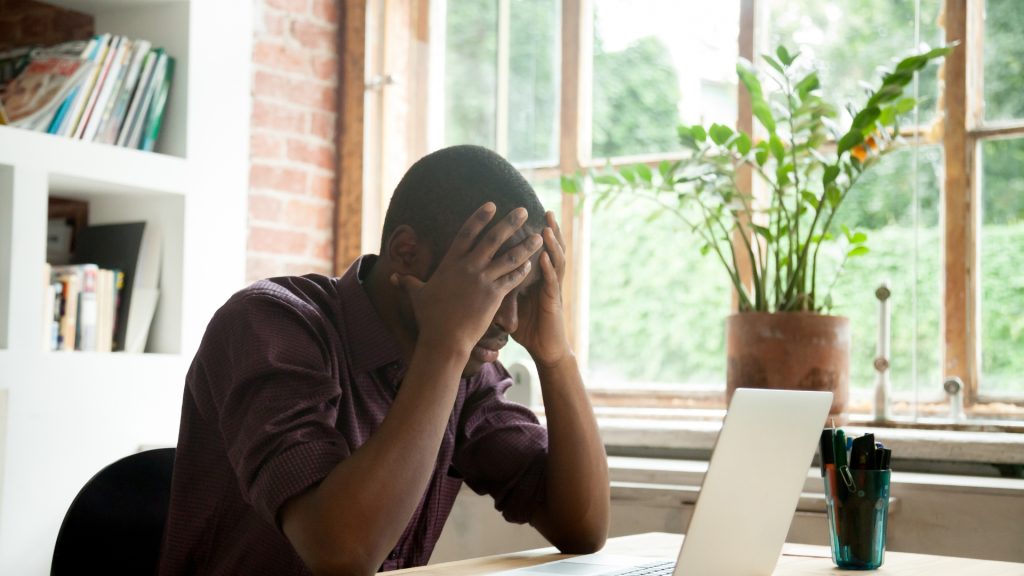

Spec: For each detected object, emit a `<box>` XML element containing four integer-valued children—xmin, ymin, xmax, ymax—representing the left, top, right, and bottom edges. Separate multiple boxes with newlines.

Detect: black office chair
<box><xmin>51</xmin><ymin>447</ymin><xmax>175</xmax><ymax>576</ymax></box>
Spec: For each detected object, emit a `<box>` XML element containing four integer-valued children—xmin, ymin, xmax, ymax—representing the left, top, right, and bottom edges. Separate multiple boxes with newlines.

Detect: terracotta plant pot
<box><xmin>726</xmin><ymin>312</ymin><xmax>850</xmax><ymax>422</ymax></box>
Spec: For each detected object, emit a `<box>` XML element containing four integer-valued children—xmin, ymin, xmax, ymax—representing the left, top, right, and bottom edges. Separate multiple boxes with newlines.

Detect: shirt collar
<box><xmin>337</xmin><ymin>254</ymin><xmax>404</xmax><ymax>374</ymax></box>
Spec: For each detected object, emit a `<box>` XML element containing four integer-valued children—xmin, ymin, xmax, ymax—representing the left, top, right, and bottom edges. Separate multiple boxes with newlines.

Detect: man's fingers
<box><xmin>487</xmin><ymin>233</ymin><xmax>542</xmax><ymax>279</ymax></box>
<box><xmin>390</xmin><ymin>272</ymin><xmax>424</xmax><ymax>293</ymax></box>
<box><xmin>543</xmin><ymin>227</ymin><xmax>566</xmax><ymax>281</ymax></box>
<box><xmin>450</xmin><ymin>203</ymin><xmax>498</xmax><ymax>256</ymax></box>
<box><xmin>546</xmin><ymin>211</ymin><xmax>566</xmax><ymax>252</ymax></box>
<box><xmin>539</xmin><ymin>251</ymin><xmax>560</xmax><ymax>298</ymax></box>
<box><xmin>497</xmin><ymin>259</ymin><xmax>532</xmax><ymax>291</ymax></box>
<box><xmin>474</xmin><ymin>207</ymin><xmax>529</xmax><ymax>261</ymax></box>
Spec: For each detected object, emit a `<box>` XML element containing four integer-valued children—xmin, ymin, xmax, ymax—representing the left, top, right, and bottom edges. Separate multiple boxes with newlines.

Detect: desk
<box><xmin>392</xmin><ymin>532</ymin><xmax>1024</xmax><ymax>575</ymax></box>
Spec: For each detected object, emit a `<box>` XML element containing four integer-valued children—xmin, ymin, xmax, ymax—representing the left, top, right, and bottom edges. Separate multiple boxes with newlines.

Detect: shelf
<box><xmin>42</xmin><ymin>0</ymin><xmax>188</xmax><ymax>11</ymax></box>
<box><xmin>0</xmin><ymin>126</ymin><xmax>189</xmax><ymax>198</ymax></box>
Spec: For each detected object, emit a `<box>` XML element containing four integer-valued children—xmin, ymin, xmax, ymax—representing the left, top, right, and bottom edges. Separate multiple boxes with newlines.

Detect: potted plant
<box><xmin>566</xmin><ymin>44</ymin><xmax>952</xmax><ymax>421</ymax></box>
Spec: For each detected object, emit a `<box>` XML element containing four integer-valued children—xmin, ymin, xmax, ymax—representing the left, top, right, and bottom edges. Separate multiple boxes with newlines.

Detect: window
<box><xmin>380</xmin><ymin>0</ymin><xmax>1024</xmax><ymax>422</ymax></box>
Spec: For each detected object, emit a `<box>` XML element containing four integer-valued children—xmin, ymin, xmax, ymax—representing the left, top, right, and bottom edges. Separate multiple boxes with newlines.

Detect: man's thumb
<box><xmin>390</xmin><ymin>272</ymin><xmax>424</xmax><ymax>293</ymax></box>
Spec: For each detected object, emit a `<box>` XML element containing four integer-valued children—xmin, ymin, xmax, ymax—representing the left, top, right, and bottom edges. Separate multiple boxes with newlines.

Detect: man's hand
<box><xmin>512</xmin><ymin>211</ymin><xmax>571</xmax><ymax>368</ymax></box>
<box><xmin>392</xmin><ymin>202</ymin><xmax>542</xmax><ymax>356</ymax></box>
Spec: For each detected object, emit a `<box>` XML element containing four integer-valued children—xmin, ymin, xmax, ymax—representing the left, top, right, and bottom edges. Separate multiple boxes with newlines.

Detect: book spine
<box><xmin>117</xmin><ymin>49</ymin><xmax>157</xmax><ymax>148</ymax></box>
<box><xmin>61</xmin><ymin>34</ymin><xmax>110</xmax><ymax>137</ymax></box>
<box><xmin>98</xmin><ymin>40</ymin><xmax>150</xmax><ymax>145</ymax></box>
<box><xmin>81</xmin><ymin>36</ymin><xmax>128</xmax><ymax>142</ymax></box>
<box><xmin>90</xmin><ymin>39</ymin><xmax>134</xmax><ymax>143</ymax></box>
<box><xmin>76</xmin><ymin>264</ymin><xmax>99</xmax><ymax>351</ymax></box>
<box><xmin>73</xmin><ymin>35</ymin><xmax>121</xmax><ymax>140</ymax></box>
<box><xmin>140</xmin><ymin>56</ymin><xmax>174</xmax><ymax>152</ymax></box>
<box><xmin>128</xmin><ymin>51</ymin><xmax>166</xmax><ymax>150</ymax></box>
<box><xmin>58</xmin><ymin>273</ymin><xmax>79</xmax><ymax>351</ymax></box>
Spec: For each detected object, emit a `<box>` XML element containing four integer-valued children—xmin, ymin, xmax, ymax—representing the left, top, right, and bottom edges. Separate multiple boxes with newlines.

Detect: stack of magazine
<box><xmin>0</xmin><ymin>34</ymin><xmax>175</xmax><ymax>151</ymax></box>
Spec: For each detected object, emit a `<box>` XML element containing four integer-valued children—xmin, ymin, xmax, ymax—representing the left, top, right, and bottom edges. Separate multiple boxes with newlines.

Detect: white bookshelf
<box><xmin>0</xmin><ymin>1</ymin><xmax>251</xmax><ymax>573</ymax></box>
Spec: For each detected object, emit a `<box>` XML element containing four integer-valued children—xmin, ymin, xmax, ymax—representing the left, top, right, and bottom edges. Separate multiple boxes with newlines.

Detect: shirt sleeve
<box><xmin>451</xmin><ymin>362</ymin><xmax>549</xmax><ymax>524</ymax></box>
<box><xmin>192</xmin><ymin>282</ymin><xmax>351</xmax><ymax>528</ymax></box>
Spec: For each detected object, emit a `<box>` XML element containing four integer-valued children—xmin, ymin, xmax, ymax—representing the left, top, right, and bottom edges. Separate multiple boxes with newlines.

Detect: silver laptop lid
<box><xmin>673</xmin><ymin>388</ymin><xmax>832</xmax><ymax>576</ymax></box>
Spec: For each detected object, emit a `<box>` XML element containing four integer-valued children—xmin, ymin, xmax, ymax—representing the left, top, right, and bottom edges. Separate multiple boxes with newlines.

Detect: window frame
<box><xmin>346</xmin><ymin>0</ymin><xmax>1024</xmax><ymax>422</ymax></box>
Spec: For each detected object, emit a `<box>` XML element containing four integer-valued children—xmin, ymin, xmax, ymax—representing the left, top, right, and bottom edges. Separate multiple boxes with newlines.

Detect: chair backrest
<box><xmin>51</xmin><ymin>447</ymin><xmax>175</xmax><ymax>576</ymax></box>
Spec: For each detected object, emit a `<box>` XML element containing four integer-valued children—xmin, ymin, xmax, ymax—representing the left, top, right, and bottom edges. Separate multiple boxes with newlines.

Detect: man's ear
<box><xmin>385</xmin><ymin>225</ymin><xmax>433</xmax><ymax>279</ymax></box>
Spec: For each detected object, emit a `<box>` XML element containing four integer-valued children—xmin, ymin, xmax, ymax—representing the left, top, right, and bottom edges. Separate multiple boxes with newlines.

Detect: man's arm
<box><xmin>280</xmin><ymin>204</ymin><xmax>541</xmax><ymax>576</ymax></box>
<box><xmin>513</xmin><ymin>211</ymin><xmax>610</xmax><ymax>552</ymax></box>
<box><xmin>531</xmin><ymin>353</ymin><xmax>610</xmax><ymax>553</ymax></box>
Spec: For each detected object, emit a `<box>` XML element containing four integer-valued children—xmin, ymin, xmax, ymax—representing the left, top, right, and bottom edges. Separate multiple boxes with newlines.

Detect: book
<box><xmin>71</xmin><ymin>222</ymin><xmax>160</xmax><ymax>352</ymax></box>
<box><xmin>124</xmin><ymin>49</ymin><xmax>165</xmax><ymax>149</ymax></box>
<box><xmin>54</xmin><ymin>269</ymin><xmax>79</xmax><ymax>351</ymax></box>
<box><xmin>57</xmin><ymin>34</ymin><xmax>110</xmax><ymax>136</ymax></box>
<box><xmin>96</xmin><ymin>40</ymin><xmax>151</xmax><ymax>145</ymax></box>
<box><xmin>46</xmin><ymin>37</ymin><xmax>99</xmax><ymax>134</ymax></box>
<box><xmin>82</xmin><ymin>37</ymin><xmax>131</xmax><ymax>142</ymax></box>
<box><xmin>117</xmin><ymin>49</ymin><xmax>157</xmax><ymax>147</ymax></box>
<box><xmin>1</xmin><ymin>55</ymin><xmax>93</xmax><ymax>130</ymax></box>
<box><xmin>140</xmin><ymin>55</ymin><xmax>174</xmax><ymax>152</ymax></box>
<box><xmin>73</xmin><ymin>35</ymin><xmax>121</xmax><ymax>139</ymax></box>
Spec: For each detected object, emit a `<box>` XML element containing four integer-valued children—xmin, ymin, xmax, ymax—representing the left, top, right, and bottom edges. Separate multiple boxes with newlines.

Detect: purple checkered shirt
<box><xmin>158</xmin><ymin>256</ymin><xmax>548</xmax><ymax>575</ymax></box>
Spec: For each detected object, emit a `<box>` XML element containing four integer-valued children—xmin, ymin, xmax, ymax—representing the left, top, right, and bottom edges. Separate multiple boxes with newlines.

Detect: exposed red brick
<box><xmin>311</xmin><ymin>236</ymin><xmax>334</xmax><ymax>261</ymax></box>
<box><xmin>246</xmin><ymin>255</ymin><xmax>283</xmax><ymax>283</ymax></box>
<box><xmin>20</xmin><ymin>13</ymin><xmax>51</xmax><ymax>38</ymax></box>
<box><xmin>308</xmin><ymin>173</ymin><xmax>336</xmax><ymax>201</ymax></box>
<box><xmin>249</xmin><ymin>193</ymin><xmax>285</xmax><ymax>222</ymax></box>
<box><xmin>251</xmin><ymin>98</ymin><xmax>307</xmax><ymax>133</ymax></box>
<box><xmin>265</xmin><ymin>0</ymin><xmax>309</xmax><ymax>14</ymax></box>
<box><xmin>290</xmin><ymin>20</ymin><xmax>337</xmax><ymax>53</ymax></box>
<box><xmin>312</xmin><ymin>54</ymin><xmax>338</xmax><ymax>81</ymax></box>
<box><xmin>250</xmin><ymin>163</ymin><xmax>308</xmax><ymax>195</ymax></box>
<box><xmin>285</xmin><ymin>198</ymin><xmax>333</xmax><ymax>229</ymax></box>
<box><xmin>287</xmin><ymin>138</ymin><xmax>335</xmax><ymax>172</ymax></box>
<box><xmin>262</xmin><ymin>10</ymin><xmax>288</xmax><ymax>37</ymax></box>
<box><xmin>254</xmin><ymin>70</ymin><xmax>336</xmax><ymax>111</ymax></box>
<box><xmin>253</xmin><ymin>40</ymin><xmax>309</xmax><ymax>75</ymax></box>
<box><xmin>248</xmin><ymin>226</ymin><xmax>309</xmax><ymax>254</ymax></box>
<box><xmin>312</xmin><ymin>0</ymin><xmax>339</xmax><ymax>25</ymax></box>
<box><xmin>310</xmin><ymin>111</ymin><xmax>335</xmax><ymax>140</ymax></box>
<box><xmin>250</xmin><ymin>131</ymin><xmax>286</xmax><ymax>160</ymax></box>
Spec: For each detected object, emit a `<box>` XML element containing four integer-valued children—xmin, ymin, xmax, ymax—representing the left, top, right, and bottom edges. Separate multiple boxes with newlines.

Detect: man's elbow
<box><xmin>552</xmin><ymin>526</ymin><xmax>607</xmax><ymax>555</ymax></box>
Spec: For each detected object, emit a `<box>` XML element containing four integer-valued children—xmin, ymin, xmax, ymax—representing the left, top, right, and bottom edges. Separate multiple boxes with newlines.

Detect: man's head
<box><xmin>379</xmin><ymin>145</ymin><xmax>548</xmax><ymax>375</ymax></box>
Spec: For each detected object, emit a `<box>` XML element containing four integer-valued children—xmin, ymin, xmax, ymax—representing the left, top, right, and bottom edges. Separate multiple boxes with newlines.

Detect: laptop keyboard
<box><xmin>604</xmin><ymin>561</ymin><xmax>675</xmax><ymax>576</ymax></box>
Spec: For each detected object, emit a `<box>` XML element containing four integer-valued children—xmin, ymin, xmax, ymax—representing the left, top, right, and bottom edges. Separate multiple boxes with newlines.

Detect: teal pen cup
<box><xmin>824</xmin><ymin>467</ymin><xmax>891</xmax><ymax>570</ymax></box>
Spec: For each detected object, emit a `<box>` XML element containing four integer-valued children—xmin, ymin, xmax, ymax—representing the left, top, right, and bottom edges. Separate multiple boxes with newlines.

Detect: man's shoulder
<box><xmin>226</xmin><ymin>274</ymin><xmax>340</xmax><ymax>312</ymax></box>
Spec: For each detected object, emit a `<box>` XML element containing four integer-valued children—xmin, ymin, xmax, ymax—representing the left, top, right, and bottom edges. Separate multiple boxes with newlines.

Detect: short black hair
<box><xmin>380</xmin><ymin>145</ymin><xmax>546</xmax><ymax>259</ymax></box>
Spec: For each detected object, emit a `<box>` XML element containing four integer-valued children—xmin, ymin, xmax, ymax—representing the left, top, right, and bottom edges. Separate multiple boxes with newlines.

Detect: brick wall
<box><xmin>247</xmin><ymin>0</ymin><xmax>340</xmax><ymax>283</ymax></box>
<box><xmin>0</xmin><ymin>0</ymin><xmax>92</xmax><ymax>51</ymax></box>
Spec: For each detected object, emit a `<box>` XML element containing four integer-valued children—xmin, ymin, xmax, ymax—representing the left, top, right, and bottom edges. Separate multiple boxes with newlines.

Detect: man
<box><xmin>159</xmin><ymin>145</ymin><xmax>610</xmax><ymax>575</ymax></box>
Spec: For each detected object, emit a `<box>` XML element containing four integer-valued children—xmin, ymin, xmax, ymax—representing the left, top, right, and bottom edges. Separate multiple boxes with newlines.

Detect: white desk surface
<box><xmin>392</xmin><ymin>532</ymin><xmax>1024</xmax><ymax>575</ymax></box>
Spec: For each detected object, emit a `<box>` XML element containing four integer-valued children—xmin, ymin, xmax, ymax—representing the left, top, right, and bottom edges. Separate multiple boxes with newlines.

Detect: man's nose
<box><xmin>493</xmin><ymin>292</ymin><xmax>518</xmax><ymax>334</ymax></box>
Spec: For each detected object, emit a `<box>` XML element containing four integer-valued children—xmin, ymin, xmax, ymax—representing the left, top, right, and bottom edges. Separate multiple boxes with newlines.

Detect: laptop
<box><xmin>495</xmin><ymin>388</ymin><xmax>833</xmax><ymax>576</ymax></box>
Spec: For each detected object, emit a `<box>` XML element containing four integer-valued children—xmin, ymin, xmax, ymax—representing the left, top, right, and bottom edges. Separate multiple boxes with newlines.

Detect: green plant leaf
<box><xmin>823</xmin><ymin>165</ymin><xmax>840</xmax><ymax>185</ymax></box>
<box><xmin>620</xmin><ymin>166</ymin><xmax>637</xmax><ymax>185</ymax></box>
<box><xmin>852</xmin><ymin>106</ymin><xmax>881</xmax><ymax>132</ymax></box>
<box><xmin>851</xmin><ymin>231</ymin><xmax>867</xmax><ymax>244</ymax></box>
<box><xmin>594</xmin><ymin>174</ymin><xmax>622</xmax><ymax>187</ymax></box>
<box><xmin>801</xmin><ymin>190</ymin><xmax>819</xmax><ymax>209</ymax></box>
<box><xmin>879</xmin><ymin>106</ymin><xmax>897</xmax><ymax>126</ymax></box>
<box><xmin>848</xmin><ymin>245</ymin><xmax>870</xmax><ymax>257</ymax></box>
<box><xmin>692</xmin><ymin>125</ymin><xmax>707</xmax><ymax>142</ymax></box>
<box><xmin>762</xmin><ymin>53</ymin><xmax>785</xmax><ymax>74</ymax></box>
<box><xmin>776</xmin><ymin>45</ymin><xmax>796</xmax><ymax>66</ymax></box>
<box><xmin>560</xmin><ymin>174</ymin><xmax>579</xmax><ymax>194</ymax></box>
<box><xmin>826</xmin><ymin>185</ymin><xmax>841</xmax><ymax>208</ymax></box>
<box><xmin>753</xmin><ymin>101</ymin><xmax>776</xmax><ymax>133</ymax></box>
<box><xmin>734</xmin><ymin>132</ymin><xmax>752</xmax><ymax>155</ymax></box>
<box><xmin>709</xmin><ymin>123</ymin><xmax>734</xmax><ymax>145</ymax></box>
<box><xmin>700</xmin><ymin>242</ymin><xmax>712</xmax><ymax>256</ymax></box>
<box><xmin>837</xmin><ymin>131</ymin><xmax>864</xmax><ymax>155</ymax></box>
<box><xmin>677</xmin><ymin>125</ymin><xmax>699</xmax><ymax>149</ymax></box>
<box><xmin>895</xmin><ymin>97</ymin><xmax>916</xmax><ymax>114</ymax></box>
<box><xmin>635</xmin><ymin>163</ymin><xmax>653</xmax><ymax>184</ymax></box>
<box><xmin>755</xmin><ymin>149</ymin><xmax>769</xmax><ymax>167</ymax></box>
<box><xmin>752</xmin><ymin>224</ymin><xmax>773</xmax><ymax>241</ymax></box>
<box><xmin>795</xmin><ymin>71</ymin><xmax>820</xmax><ymax>100</ymax></box>
<box><xmin>841</xmin><ymin>224</ymin><xmax>853</xmax><ymax>241</ymax></box>
<box><xmin>769</xmin><ymin>134</ymin><xmax>785</xmax><ymax>161</ymax></box>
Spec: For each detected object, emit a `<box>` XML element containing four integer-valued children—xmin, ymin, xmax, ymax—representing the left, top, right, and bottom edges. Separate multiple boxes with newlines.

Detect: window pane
<box><xmin>445</xmin><ymin>1</ymin><xmax>497</xmax><ymax>149</ymax></box>
<box><xmin>591</xmin><ymin>0</ymin><xmax>739</xmax><ymax>159</ymax></box>
<box><xmin>980</xmin><ymin>138</ymin><xmax>1024</xmax><ymax>394</ymax></box>
<box><xmin>588</xmin><ymin>194</ymin><xmax>732</xmax><ymax>389</ymax></box>
<box><xmin>826</xmin><ymin>146</ymin><xmax>943</xmax><ymax>411</ymax></box>
<box><xmin>508</xmin><ymin>0</ymin><xmax>560</xmax><ymax>165</ymax></box>
<box><xmin>765</xmin><ymin>0</ymin><xmax>942</xmax><ymax>126</ymax></box>
<box><xmin>983</xmin><ymin>0</ymin><xmax>1024</xmax><ymax>122</ymax></box>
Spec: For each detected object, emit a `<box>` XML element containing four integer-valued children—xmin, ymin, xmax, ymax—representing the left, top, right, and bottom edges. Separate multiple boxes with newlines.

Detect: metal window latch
<box><xmin>873</xmin><ymin>282</ymin><xmax>892</xmax><ymax>423</ymax></box>
<box><xmin>366</xmin><ymin>74</ymin><xmax>398</xmax><ymax>91</ymax></box>
<box><xmin>944</xmin><ymin>376</ymin><xmax>964</xmax><ymax>421</ymax></box>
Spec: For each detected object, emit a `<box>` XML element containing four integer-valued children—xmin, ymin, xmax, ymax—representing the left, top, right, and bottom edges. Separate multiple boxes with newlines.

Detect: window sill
<box><xmin>585</xmin><ymin>413</ymin><xmax>1024</xmax><ymax>467</ymax></box>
